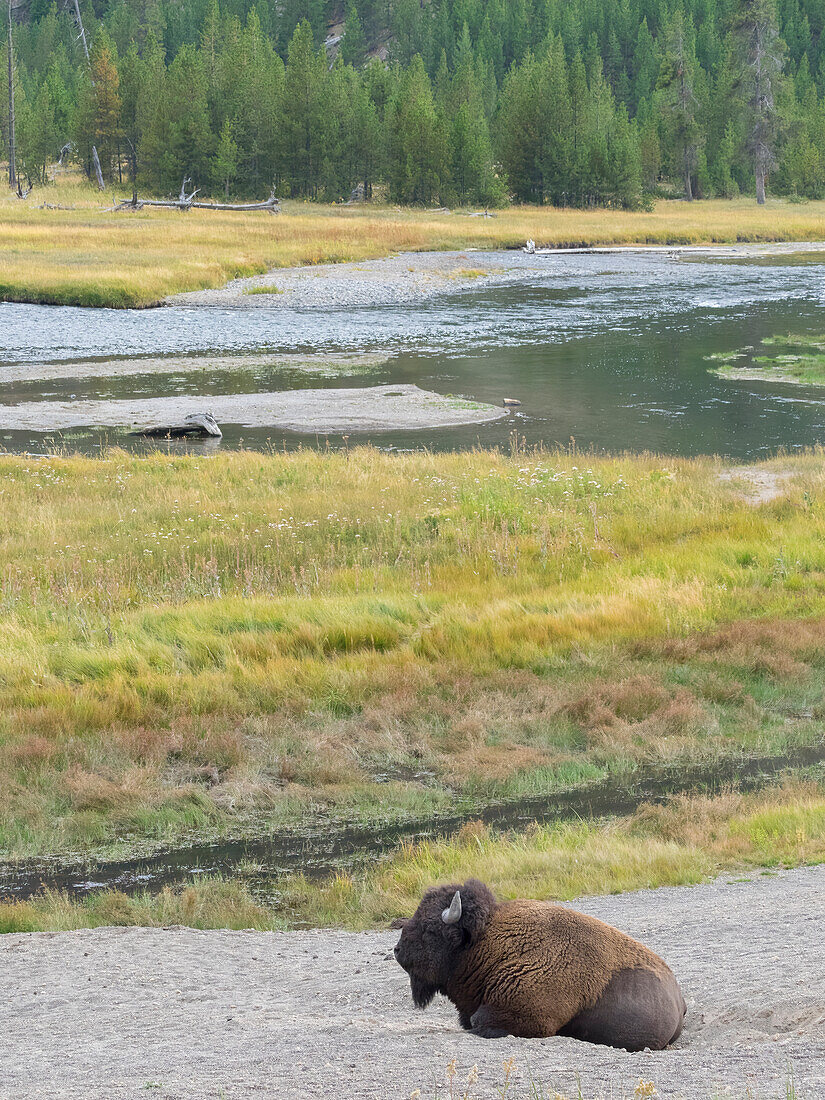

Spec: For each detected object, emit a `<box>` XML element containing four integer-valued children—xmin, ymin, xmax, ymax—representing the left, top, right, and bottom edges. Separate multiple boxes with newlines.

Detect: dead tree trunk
<box><xmin>7</xmin><ymin>0</ymin><xmax>16</xmax><ymax>190</ymax></box>
<box><xmin>70</xmin><ymin>0</ymin><xmax>105</xmax><ymax>190</ymax></box>
<box><xmin>113</xmin><ymin>182</ymin><xmax>281</xmax><ymax>214</ymax></box>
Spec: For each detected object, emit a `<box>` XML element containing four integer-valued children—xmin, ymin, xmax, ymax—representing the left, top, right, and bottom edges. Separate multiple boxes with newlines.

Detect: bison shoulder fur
<box><xmin>393</xmin><ymin>878</ymin><xmax>686</xmax><ymax>1050</ymax></box>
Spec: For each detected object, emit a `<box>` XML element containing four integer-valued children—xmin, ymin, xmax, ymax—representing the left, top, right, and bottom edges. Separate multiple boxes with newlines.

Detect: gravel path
<box><xmin>0</xmin><ymin>384</ymin><xmax>507</xmax><ymax>434</ymax></box>
<box><xmin>3</xmin><ymin>866</ymin><xmax>824</xmax><ymax>1099</ymax></box>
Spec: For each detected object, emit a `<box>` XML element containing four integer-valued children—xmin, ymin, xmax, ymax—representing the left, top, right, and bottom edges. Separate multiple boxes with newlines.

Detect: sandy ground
<box><xmin>2</xmin><ymin>866</ymin><xmax>825</xmax><ymax>1099</ymax></box>
<box><xmin>719</xmin><ymin>465</ymin><xmax>795</xmax><ymax>504</ymax></box>
<box><xmin>0</xmin><ymin>384</ymin><xmax>507</xmax><ymax>434</ymax></box>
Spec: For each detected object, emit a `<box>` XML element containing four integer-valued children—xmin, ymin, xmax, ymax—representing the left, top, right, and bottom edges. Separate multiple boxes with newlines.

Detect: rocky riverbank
<box><xmin>167</xmin><ymin>242</ymin><xmax>825</xmax><ymax>311</ymax></box>
<box><xmin>168</xmin><ymin>249</ymin><xmax>547</xmax><ymax>309</ymax></box>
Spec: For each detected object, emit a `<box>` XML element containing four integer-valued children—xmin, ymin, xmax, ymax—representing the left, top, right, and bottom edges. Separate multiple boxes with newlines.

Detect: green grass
<box><xmin>709</xmin><ymin>333</ymin><xmax>825</xmax><ymax>387</ymax></box>
<box><xmin>3</xmin><ymin>780</ymin><xmax>825</xmax><ymax>933</ymax></box>
<box><xmin>6</xmin><ymin>177</ymin><xmax>825</xmax><ymax>307</ymax></box>
<box><xmin>2</xmin><ymin>447</ymin><xmax>825</xmax><ymax>862</ymax></box>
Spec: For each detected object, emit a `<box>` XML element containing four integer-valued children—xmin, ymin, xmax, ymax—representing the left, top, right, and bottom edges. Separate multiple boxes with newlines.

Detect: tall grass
<box><xmin>3</xmin><ymin>781</ymin><xmax>824</xmax><ymax>932</ymax></box>
<box><xmin>4</xmin><ymin>177</ymin><xmax>825</xmax><ymax>306</ymax></box>
<box><xmin>281</xmin><ymin>780</ymin><xmax>825</xmax><ymax>929</ymax></box>
<box><xmin>2</xmin><ymin>446</ymin><xmax>825</xmax><ymax>860</ymax></box>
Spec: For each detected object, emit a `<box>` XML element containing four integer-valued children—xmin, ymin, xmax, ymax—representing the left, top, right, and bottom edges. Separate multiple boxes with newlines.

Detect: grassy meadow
<box><xmin>4</xmin><ymin>177</ymin><xmax>825</xmax><ymax>306</ymax></box>
<box><xmin>2</xmin><ymin>445</ymin><xmax>825</xmax><ymax>868</ymax></box>
<box><xmin>3</xmin><ymin>781</ymin><xmax>825</xmax><ymax>932</ymax></box>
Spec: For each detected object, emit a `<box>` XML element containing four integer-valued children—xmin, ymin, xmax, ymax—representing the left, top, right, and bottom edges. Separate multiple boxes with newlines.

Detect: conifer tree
<box><xmin>213</xmin><ymin>118</ymin><xmax>237</xmax><ymax>197</ymax></box>
<box><xmin>387</xmin><ymin>54</ymin><xmax>448</xmax><ymax>204</ymax></box>
<box><xmin>658</xmin><ymin>12</ymin><xmax>702</xmax><ymax>199</ymax></box>
<box><xmin>732</xmin><ymin>0</ymin><xmax>786</xmax><ymax>203</ymax></box>
<box><xmin>340</xmin><ymin>1</ymin><xmax>367</xmax><ymax>68</ymax></box>
<box><xmin>75</xmin><ymin>32</ymin><xmax>122</xmax><ymax>183</ymax></box>
<box><xmin>282</xmin><ymin>19</ymin><xmax>326</xmax><ymax>196</ymax></box>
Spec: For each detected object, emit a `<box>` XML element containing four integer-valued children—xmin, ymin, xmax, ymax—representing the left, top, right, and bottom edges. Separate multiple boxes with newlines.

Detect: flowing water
<box><xmin>3</xmin><ymin>248</ymin><xmax>825</xmax><ymax>457</ymax></box>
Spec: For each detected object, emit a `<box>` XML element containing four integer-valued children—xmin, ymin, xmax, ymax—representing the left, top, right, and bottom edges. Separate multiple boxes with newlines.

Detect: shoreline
<box><xmin>166</xmin><ymin>241</ymin><xmax>825</xmax><ymax>311</ymax></box>
<box><xmin>6</xmin><ymin>190</ymin><xmax>825</xmax><ymax>309</ymax></box>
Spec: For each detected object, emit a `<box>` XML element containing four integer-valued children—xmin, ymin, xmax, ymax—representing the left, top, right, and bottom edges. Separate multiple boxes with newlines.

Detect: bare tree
<box><xmin>6</xmin><ymin>0</ymin><xmax>15</xmax><ymax>189</ymax></box>
<box><xmin>68</xmin><ymin>0</ymin><xmax>105</xmax><ymax>189</ymax></box>
<box><xmin>732</xmin><ymin>0</ymin><xmax>785</xmax><ymax>205</ymax></box>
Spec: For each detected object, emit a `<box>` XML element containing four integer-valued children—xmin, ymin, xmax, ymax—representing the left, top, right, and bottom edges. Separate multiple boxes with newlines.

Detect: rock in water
<box><xmin>132</xmin><ymin>412</ymin><xmax>223</xmax><ymax>438</ymax></box>
<box><xmin>503</xmin><ymin>398</ymin><xmax>522</xmax><ymax>407</ymax></box>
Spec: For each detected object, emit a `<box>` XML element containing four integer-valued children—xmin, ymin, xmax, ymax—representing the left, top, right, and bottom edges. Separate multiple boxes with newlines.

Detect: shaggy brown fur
<box><xmin>394</xmin><ymin>879</ymin><xmax>686</xmax><ymax>1050</ymax></box>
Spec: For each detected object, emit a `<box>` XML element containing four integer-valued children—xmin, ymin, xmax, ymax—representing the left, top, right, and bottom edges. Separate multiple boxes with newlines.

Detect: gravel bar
<box><xmin>0</xmin><ymin>384</ymin><xmax>507</xmax><ymax>434</ymax></box>
<box><xmin>168</xmin><ymin>250</ymin><xmax>547</xmax><ymax>309</ymax></box>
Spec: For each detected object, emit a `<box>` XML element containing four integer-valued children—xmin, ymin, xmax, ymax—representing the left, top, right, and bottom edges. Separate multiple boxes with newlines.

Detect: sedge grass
<box><xmin>2</xmin><ymin>447</ymin><xmax>825</xmax><ymax>860</ymax></box>
<box><xmin>3</xmin><ymin>781</ymin><xmax>825</xmax><ymax>932</ymax></box>
<box><xmin>710</xmin><ymin>333</ymin><xmax>825</xmax><ymax>388</ymax></box>
<box><xmin>4</xmin><ymin>177</ymin><xmax>825</xmax><ymax>307</ymax></box>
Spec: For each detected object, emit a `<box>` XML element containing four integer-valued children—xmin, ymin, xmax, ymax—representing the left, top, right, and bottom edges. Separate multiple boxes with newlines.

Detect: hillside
<box><xmin>2</xmin><ymin>0</ymin><xmax>825</xmax><ymax>205</ymax></box>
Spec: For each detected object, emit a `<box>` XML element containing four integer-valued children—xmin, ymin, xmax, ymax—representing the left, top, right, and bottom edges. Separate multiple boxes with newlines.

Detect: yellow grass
<box><xmin>3</xmin><ymin>446</ymin><xmax>825</xmax><ymax>860</ymax></box>
<box><xmin>281</xmin><ymin>781</ymin><xmax>825</xmax><ymax>929</ymax></box>
<box><xmin>3</xmin><ymin>175</ymin><xmax>825</xmax><ymax>306</ymax></box>
<box><xmin>3</xmin><ymin>781</ymin><xmax>824</xmax><ymax>932</ymax></box>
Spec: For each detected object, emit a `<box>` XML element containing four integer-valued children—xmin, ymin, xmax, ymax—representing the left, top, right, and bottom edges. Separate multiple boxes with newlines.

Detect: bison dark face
<box><xmin>393</xmin><ymin>879</ymin><xmax>496</xmax><ymax>1009</ymax></box>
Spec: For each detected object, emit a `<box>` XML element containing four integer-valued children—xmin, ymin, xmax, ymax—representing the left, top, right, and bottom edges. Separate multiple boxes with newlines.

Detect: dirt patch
<box><xmin>2</xmin><ymin>866</ymin><xmax>825</xmax><ymax>1098</ymax></box>
<box><xmin>719</xmin><ymin>465</ymin><xmax>795</xmax><ymax>503</ymax></box>
<box><xmin>0</xmin><ymin>384</ymin><xmax>507</xmax><ymax>434</ymax></box>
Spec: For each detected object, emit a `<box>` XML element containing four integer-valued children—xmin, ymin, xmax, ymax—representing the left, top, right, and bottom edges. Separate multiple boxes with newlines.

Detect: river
<box><xmin>2</xmin><ymin>248</ymin><xmax>825</xmax><ymax>457</ymax></box>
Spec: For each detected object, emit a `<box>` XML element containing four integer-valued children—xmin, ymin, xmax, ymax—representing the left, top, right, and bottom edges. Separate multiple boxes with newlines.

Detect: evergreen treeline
<box><xmin>2</xmin><ymin>0</ymin><xmax>824</xmax><ymax>207</ymax></box>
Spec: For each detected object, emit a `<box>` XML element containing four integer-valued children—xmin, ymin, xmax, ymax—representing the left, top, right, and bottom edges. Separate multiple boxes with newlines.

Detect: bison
<box><xmin>393</xmin><ymin>878</ymin><xmax>686</xmax><ymax>1050</ymax></box>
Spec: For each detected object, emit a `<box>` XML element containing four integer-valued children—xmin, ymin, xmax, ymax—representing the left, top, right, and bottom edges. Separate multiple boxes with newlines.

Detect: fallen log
<box><xmin>130</xmin><ymin>413</ymin><xmax>223</xmax><ymax>439</ymax></box>
<box><xmin>113</xmin><ymin>187</ymin><xmax>281</xmax><ymax>214</ymax></box>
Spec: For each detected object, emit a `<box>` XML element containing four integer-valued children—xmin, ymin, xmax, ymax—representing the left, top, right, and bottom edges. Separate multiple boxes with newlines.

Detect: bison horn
<box><xmin>442</xmin><ymin>891</ymin><xmax>462</xmax><ymax>924</ymax></box>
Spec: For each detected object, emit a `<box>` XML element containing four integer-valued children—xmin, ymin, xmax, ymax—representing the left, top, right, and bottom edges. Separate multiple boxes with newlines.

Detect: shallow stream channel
<box><xmin>4</xmin><ymin>246</ymin><xmax>825</xmax><ymax>457</ymax></box>
<box><xmin>2</xmin><ymin>746</ymin><xmax>824</xmax><ymax>904</ymax></box>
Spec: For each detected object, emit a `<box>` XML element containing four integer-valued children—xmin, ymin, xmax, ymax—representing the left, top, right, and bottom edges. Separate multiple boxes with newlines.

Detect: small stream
<box><xmin>2</xmin><ymin>745</ymin><xmax>822</xmax><ymax>902</ymax></box>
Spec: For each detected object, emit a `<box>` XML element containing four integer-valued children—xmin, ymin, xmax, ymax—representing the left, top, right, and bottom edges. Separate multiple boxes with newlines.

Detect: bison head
<box><xmin>393</xmin><ymin>878</ymin><xmax>496</xmax><ymax>1009</ymax></box>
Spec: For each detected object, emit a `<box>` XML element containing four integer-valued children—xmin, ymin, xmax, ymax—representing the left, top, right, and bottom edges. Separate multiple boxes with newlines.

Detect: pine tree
<box><xmin>658</xmin><ymin>12</ymin><xmax>702</xmax><ymax>199</ymax></box>
<box><xmin>387</xmin><ymin>55</ymin><xmax>448</xmax><ymax>204</ymax></box>
<box><xmin>75</xmin><ymin>32</ymin><xmax>122</xmax><ymax>183</ymax></box>
<box><xmin>165</xmin><ymin>45</ymin><xmax>213</xmax><ymax>187</ymax></box>
<box><xmin>732</xmin><ymin>0</ymin><xmax>786</xmax><ymax>203</ymax></box>
<box><xmin>282</xmin><ymin>20</ymin><xmax>326</xmax><ymax>196</ymax></box>
<box><xmin>213</xmin><ymin>118</ymin><xmax>237</xmax><ymax>197</ymax></box>
<box><xmin>340</xmin><ymin>1</ymin><xmax>367</xmax><ymax>68</ymax></box>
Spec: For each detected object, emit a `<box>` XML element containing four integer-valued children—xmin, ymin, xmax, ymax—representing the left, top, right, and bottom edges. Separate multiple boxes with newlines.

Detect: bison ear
<box><xmin>458</xmin><ymin>878</ymin><xmax>496</xmax><ymax>943</ymax></box>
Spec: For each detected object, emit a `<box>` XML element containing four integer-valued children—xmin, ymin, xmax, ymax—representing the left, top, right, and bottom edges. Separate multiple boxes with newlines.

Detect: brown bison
<box><xmin>393</xmin><ymin>879</ymin><xmax>686</xmax><ymax>1050</ymax></box>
